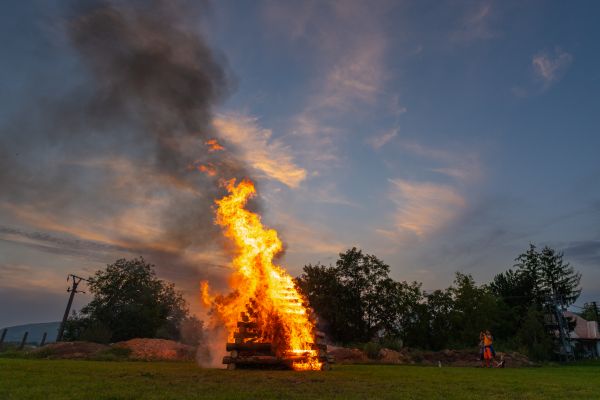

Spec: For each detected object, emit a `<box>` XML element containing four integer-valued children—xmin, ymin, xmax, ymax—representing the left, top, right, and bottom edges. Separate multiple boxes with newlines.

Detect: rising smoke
<box><xmin>0</xmin><ymin>1</ymin><xmax>258</xmax><ymax>288</ymax></box>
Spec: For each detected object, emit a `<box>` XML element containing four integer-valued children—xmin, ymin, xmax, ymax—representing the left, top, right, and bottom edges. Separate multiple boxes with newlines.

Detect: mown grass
<box><xmin>0</xmin><ymin>358</ymin><xmax>598</xmax><ymax>400</ymax></box>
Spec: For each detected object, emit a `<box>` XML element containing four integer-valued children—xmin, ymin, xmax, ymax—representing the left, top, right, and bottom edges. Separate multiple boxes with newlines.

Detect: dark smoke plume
<box><xmin>0</xmin><ymin>0</ymin><xmax>257</xmax><ymax>286</ymax></box>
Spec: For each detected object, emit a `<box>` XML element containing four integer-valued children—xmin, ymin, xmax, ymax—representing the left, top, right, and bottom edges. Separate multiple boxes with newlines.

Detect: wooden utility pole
<box><xmin>0</xmin><ymin>328</ymin><xmax>6</xmax><ymax>349</ymax></box>
<box><xmin>40</xmin><ymin>332</ymin><xmax>48</xmax><ymax>347</ymax></box>
<box><xmin>19</xmin><ymin>331</ymin><xmax>28</xmax><ymax>350</ymax></box>
<box><xmin>56</xmin><ymin>274</ymin><xmax>89</xmax><ymax>342</ymax></box>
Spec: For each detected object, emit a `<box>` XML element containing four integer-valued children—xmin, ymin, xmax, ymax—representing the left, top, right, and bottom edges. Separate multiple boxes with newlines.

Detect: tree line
<box><xmin>296</xmin><ymin>245</ymin><xmax>582</xmax><ymax>360</ymax></box>
<box><xmin>66</xmin><ymin>244</ymin><xmax>585</xmax><ymax>361</ymax></box>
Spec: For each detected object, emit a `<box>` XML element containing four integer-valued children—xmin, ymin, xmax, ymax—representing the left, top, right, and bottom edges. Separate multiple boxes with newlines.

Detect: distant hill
<box><xmin>0</xmin><ymin>322</ymin><xmax>60</xmax><ymax>345</ymax></box>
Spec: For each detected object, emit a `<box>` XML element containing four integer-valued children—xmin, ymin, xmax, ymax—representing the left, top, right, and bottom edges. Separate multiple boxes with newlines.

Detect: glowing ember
<box><xmin>197</xmin><ymin>163</ymin><xmax>217</xmax><ymax>177</ymax></box>
<box><xmin>202</xmin><ymin>179</ymin><xmax>322</xmax><ymax>370</ymax></box>
<box><xmin>205</xmin><ymin>138</ymin><xmax>225</xmax><ymax>152</ymax></box>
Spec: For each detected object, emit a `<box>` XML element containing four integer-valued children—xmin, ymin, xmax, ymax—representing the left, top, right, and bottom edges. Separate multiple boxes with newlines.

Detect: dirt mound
<box><xmin>415</xmin><ymin>348</ymin><xmax>534</xmax><ymax>367</ymax></box>
<box><xmin>327</xmin><ymin>345</ymin><xmax>369</xmax><ymax>363</ymax></box>
<box><xmin>32</xmin><ymin>341</ymin><xmax>109</xmax><ymax>359</ymax></box>
<box><xmin>113</xmin><ymin>338</ymin><xmax>195</xmax><ymax>361</ymax></box>
<box><xmin>378</xmin><ymin>348</ymin><xmax>411</xmax><ymax>364</ymax></box>
<box><xmin>327</xmin><ymin>345</ymin><xmax>534</xmax><ymax>367</ymax></box>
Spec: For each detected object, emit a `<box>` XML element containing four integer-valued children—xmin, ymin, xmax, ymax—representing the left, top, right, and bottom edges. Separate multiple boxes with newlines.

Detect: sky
<box><xmin>1</xmin><ymin>0</ymin><xmax>600</xmax><ymax>328</ymax></box>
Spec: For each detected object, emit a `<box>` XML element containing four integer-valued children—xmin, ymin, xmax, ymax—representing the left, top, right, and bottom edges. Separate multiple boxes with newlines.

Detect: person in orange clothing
<box><xmin>482</xmin><ymin>330</ymin><xmax>495</xmax><ymax>368</ymax></box>
<box><xmin>478</xmin><ymin>331</ymin><xmax>485</xmax><ymax>362</ymax></box>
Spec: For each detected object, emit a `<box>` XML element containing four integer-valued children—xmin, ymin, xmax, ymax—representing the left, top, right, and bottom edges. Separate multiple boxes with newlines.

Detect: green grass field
<box><xmin>1</xmin><ymin>359</ymin><xmax>598</xmax><ymax>400</ymax></box>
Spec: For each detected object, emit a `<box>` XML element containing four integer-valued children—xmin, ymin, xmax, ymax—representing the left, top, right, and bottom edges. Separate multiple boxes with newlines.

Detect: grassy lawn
<box><xmin>1</xmin><ymin>359</ymin><xmax>598</xmax><ymax>400</ymax></box>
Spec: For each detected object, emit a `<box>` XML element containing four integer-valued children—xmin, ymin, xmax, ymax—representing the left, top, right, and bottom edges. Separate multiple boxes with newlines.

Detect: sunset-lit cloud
<box><xmin>389</xmin><ymin>179</ymin><xmax>466</xmax><ymax>237</ymax></box>
<box><xmin>214</xmin><ymin>114</ymin><xmax>306</xmax><ymax>188</ymax></box>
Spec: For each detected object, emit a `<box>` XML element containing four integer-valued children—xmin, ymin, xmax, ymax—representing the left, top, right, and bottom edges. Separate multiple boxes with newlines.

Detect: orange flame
<box><xmin>202</xmin><ymin>179</ymin><xmax>321</xmax><ymax>370</ymax></box>
<box><xmin>206</xmin><ymin>139</ymin><xmax>225</xmax><ymax>152</ymax></box>
<box><xmin>197</xmin><ymin>164</ymin><xmax>217</xmax><ymax>177</ymax></box>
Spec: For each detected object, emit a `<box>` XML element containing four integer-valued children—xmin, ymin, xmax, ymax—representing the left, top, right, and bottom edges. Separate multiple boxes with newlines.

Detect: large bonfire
<box><xmin>201</xmin><ymin>179</ymin><xmax>322</xmax><ymax>370</ymax></box>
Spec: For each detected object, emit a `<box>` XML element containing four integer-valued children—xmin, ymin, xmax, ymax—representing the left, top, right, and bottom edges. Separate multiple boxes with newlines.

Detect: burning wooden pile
<box><xmin>202</xmin><ymin>180</ymin><xmax>335</xmax><ymax>371</ymax></box>
<box><xmin>222</xmin><ymin>306</ymin><xmax>334</xmax><ymax>370</ymax></box>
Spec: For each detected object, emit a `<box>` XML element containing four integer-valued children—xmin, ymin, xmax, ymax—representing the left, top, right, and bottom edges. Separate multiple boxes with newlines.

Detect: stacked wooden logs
<box><xmin>222</xmin><ymin>310</ymin><xmax>334</xmax><ymax>370</ymax></box>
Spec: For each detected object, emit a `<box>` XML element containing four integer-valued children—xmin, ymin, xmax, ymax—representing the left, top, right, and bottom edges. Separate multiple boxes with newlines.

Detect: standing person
<box><xmin>482</xmin><ymin>330</ymin><xmax>494</xmax><ymax>368</ymax></box>
<box><xmin>478</xmin><ymin>331</ymin><xmax>485</xmax><ymax>366</ymax></box>
<box><xmin>485</xmin><ymin>330</ymin><xmax>496</xmax><ymax>358</ymax></box>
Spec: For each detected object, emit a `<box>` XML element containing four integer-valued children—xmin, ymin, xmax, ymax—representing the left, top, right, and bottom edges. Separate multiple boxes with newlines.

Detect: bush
<box><xmin>379</xmin><ymin>336</ymin><xmax>403</xmax><ymax>351</ymax></box>
<box><xmin>91</xmin><ymin>347</ymin><xmax>132</xmax><ymax>361</ymax></box>
<box><xmin>363</xmin><ymin>342</ymin><xmax>382</xmax><ymax>359</ymax></box>
<box><xmin>80</xmin><ymin>322</ymin><xmax>112</xmax><ymax>344</ymax></box>
<box><xmin>30</xmin><ymin>347</ymin><xmax>56</xmax><ymax>359</ymax></box>
<box><xmin>0</xmin><ymin>348</ymin><xmax>25</xmax><ymax>359</ymax></box>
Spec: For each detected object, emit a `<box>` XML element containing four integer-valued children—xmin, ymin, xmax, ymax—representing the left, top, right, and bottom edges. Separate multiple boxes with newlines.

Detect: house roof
<box><xmin>565</xmin><ymin>311</ymin><xmax>600</xmax><ymax>340</ymax></box>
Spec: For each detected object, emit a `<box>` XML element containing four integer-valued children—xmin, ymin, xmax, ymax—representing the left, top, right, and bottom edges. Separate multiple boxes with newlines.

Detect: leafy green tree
<box><xmin>70</xmin><ymin>257</ymin><xmax>190</xmax><ymax>342</ymax></box>
<box><xmin>297</xmin><ymin>248</ymin><xmax>420</xmax><ymax>343</ymax></box>
<box><xmin>448</xmin><ymin>273</ymin><xmax>504</xmax><ymax>348</ymax></box>
<box><xmin>296</xmin><ymin>263</ymin><xmax>355</xmax><ymax>342</ymax></box>
<box><xmin>517</xmin><ymin>304</ymin><xmax>554</xmax><ymax>360</ymax></box>
<box><xmin>298</xmin><ymin>244</ymin><xmax>582</xmax><ymax>359</ymax></box>
<box><xmin>490</xmin><ymin>268</ymin><xmax>533</xmax><ymax>308</ymax></box>
<box><xmin>335</xmin><ymin>248</ymin><xmax>392</xmax><ymax>341</ymax></box>
<box><xmin>375</xmin><ymin>279</ymin><xmax>423</xmax><ymax>341</ymax></box>
<box><xmin>423</xmin><ymin>289</ymin><xmax>454</xmax><ymax>350</ymax></box>
<box><xmin>402</xmin><ymin>301</ymin><xmax>431</xmax><ymax>349</ymax></box>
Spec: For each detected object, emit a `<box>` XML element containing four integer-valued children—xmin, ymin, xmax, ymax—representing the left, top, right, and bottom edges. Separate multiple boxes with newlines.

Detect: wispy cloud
<box><xmin>532</xmin><ymin>48</ymin><xmax>573</xmax><ymax>88</ymax></box>
<box><xmin>451</xmin><ymin>1</ymin><xmax>498</xmax><ymax>43</ymax></box>
<box><xmin>377</xmin><ymin>139</ymin><xmax>482</xmax><ymax>243</ymax></box>
<box><xmin>317</xmin><ymin>34</ymin><xmax>386</xmax><ymax>110</ymax></box>
<box><xmin>0</xmin><ymin>262</ymin><xmax>70</xmax><ymax>291</ymax></box>
<box><xmin>0</xmin><ymin>224</ymin><xmax>129</xmax><ymax>262</ymax></box>
<box><xmin>292</xmin><ymin>31</ymin><xmax>387</xmax><ymax>157</ymax></box>
<box><xmin>389</xmin><ymin>179</ymin><xmax>466</xmax><ymax>237</ymax></box>
<box><xmin>367</xmin><ymin>128</ymin><xmax>398</xmax><ymax>150</ymax></box>
<box><xmin>214</xmin><ymin>114</ymin><xmax>307</xmax><ymax>188</ymax></box>
<box><xmin>261</xmin><ymin>0</ymin><xmax>317</xmax><ymax>40</ymax></box>
<box><xmin>263</xmin><ymin>1</ymin><xmax>399</xmax><ymax>173</ymax></box>
<box><xmin>430</xmin><ymin>167</ymin><xmax>475</xmax><ymax>182</ymax></box>
<box><xmin>305</xmin><ymin>182</ymin><xmax>357</xmax><ymax>207</ymax></box>
<box><xmin>400</xmin><ymin>141</ymin><xmax>482</xmax><ymax>183</ymax></box>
